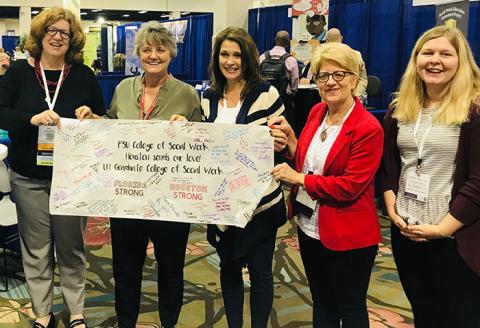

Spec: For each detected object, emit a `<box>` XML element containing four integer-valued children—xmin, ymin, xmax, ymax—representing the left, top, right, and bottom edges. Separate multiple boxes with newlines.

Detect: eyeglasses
<box><xmin>306</xmin><ymin>20</ymin><xmax>322</xmax><ymax>26</ymax></box>
<box><xmin>45</xmin><ymin>26</ymin><xmax>71</xmax><ymax>40</ymax></box>
<box><xmin>314</xmin><ymin>71</ymin><xmax>353</xmax><ymax>83</ymax></box>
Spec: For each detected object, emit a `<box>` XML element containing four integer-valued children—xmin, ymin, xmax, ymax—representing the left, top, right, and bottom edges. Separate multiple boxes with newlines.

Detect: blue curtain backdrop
<box><xmin>248</xmin><ymin>5</ymin><xmax>292</xmax><ymax>55</ymax></box>
<box><xmin>1</xmin><ymin>36</ymin><xmax>19</xmax><ymax>55</ymax></box>
<box><xmin>190</xmin><ymin>14</ymin><xmax>213</xmax><ymax>81</ymax></box>
<box><xmin>329</xmin><ymin>0</ymin><xmax>480</xmax><ymax>109</ymax></box>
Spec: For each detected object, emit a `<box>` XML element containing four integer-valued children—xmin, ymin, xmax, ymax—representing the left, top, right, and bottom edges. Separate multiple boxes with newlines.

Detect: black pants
<box><xmin>214</xmin><ymin>226</ymin><xmax>277</xmax><ymax>328</ymax></box>
<box><xmin>110</xmin><ymin>218</ymin><xmax>190</xmax><ymax>328</ymax></box>
<box><xmin>298</xmin><ymin>228</ymin><xmax>377</xmax><ymax>328</ymax></box>
<box><xmin>391</xmin><ymin>225</ymin><xmax>480</xmax><ymax>328</ymax></box>
<box><xmin>281</xmin><ymin>93</ymin><xmax>294</xmax><ymax>124</ymax></box>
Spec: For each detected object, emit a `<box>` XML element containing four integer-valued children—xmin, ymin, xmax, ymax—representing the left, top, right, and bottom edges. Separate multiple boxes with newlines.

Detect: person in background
<box><xmin>271</xmin><ymin>42</ymin><xmax>382</xmax><ymax>328</ymax></box>
<box><xmin>13</xmin><ymin>45</ymin><xmax>27</xmax><ymax>60</ymax></box>
<box><xmin>260</xmin><ymin>30</ymin><xmax>299</xmax><ymax>122</ymax></box>
<box><xmin>201</xmin><ymin>27</ymin><xmax>287</xmax><ymax>328</ymax></box>
<box><xmin>0</xmin><ymin>48</ymin><xmax>10</xmax><ymax>76</ymax></box>
<box><xmin>325</xmin><ymin>28</ymin><xmax>368</xmax><ymax>102</ymax></box>
<box><xmin>299</xmin><ymin>39</ymin><xmax>321</xmax><ymax>85</ymax></box>
<box><xmin>380</xmin><ymin>25</ymin><xmax>480</xmax><ymax>328</ymax></box>
<box><xmin>0</xmin><ymin>7</ymin><xmax>105</xmax><ymax>328</ymax></box>
<box><xmin>91</xmin><ymin>58</ymin><xmax>101</xmax><ymax>75</ymax></box>
<box><xmin>82</xmin><ymin>21</ymin><xmax>201</xmax><ymax>328</ymax></box>
<box><xmin>306</xmin><ymin>14</ymin><xmax>327</xmax><ymax>43</ymax></box>
<box><xmin>113</xmin><ymin>53</ymin><xmax>125</xmax><ymax>72</ymax></box>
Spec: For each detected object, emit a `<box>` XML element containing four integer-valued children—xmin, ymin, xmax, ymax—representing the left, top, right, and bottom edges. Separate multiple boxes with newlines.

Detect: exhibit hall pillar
<box><xmin>19</xmin><ymin>6</ymin><xmax>31</xmax><ymax>36</ymax></box>
<box><xmin>226</xmin><ymin>0</ymin><xmax>250</xmax><ymax>30</ymax></box>
<box><xmin>63</xmin><ymin>0</ymin><xmax>81</xmax><ymax>17</ymax></box>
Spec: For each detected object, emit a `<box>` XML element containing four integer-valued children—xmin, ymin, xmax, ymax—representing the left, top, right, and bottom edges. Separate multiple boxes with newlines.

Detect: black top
<box><xmin>0</xmin><ymin>59</ymin><xmax>105</xmax><ymax>180</ymax></box>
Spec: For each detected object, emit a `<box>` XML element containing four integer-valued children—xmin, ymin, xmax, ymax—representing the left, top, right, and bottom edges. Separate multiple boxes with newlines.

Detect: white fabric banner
<box><xmin>50</xmin><ymin>119</ymin><xmax>275</xmax><ymax>228</ymax></box>
<box><xmin>413</xmin><ymin>0</ymin><xmax>478</xmax><ymax>6</ymax></box>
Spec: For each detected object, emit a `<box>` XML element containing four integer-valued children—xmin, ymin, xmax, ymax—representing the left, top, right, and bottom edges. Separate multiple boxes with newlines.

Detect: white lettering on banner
<box><xmin>49</xmin><ymin>119</ymin><xmax>274</xmax><ymax>228</ymax></box>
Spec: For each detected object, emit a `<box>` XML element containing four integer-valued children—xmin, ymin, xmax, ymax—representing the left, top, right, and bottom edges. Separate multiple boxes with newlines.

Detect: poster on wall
<box><xmin>161</xmin><ymin>20</ymin><xmax>188</xmax><ymax>43</ymax></box>
<box><xmin>436</xmin><ymin>0</ymin><xmax>470</xmax><ymax>35</ymax></box>
<box><xmin>124</xmin><ymin>25</ymin><xmax>141</xmax><ymax>76</ymax></box>
<box><xmin>291</xmin><ymin>0</ymin><xmax>329</xmax><ymax>64</ymax></box>
<box><xmin>292</xmin><ymin>0</ymin><xmax>329</xmax><ymax>17</ymax></box>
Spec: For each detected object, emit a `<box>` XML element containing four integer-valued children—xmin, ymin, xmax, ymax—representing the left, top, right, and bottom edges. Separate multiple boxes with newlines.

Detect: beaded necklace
<box><xmin>34</xmin><ymin>60</ymin><xmax>71</xmax><ymax>93</ymax></box>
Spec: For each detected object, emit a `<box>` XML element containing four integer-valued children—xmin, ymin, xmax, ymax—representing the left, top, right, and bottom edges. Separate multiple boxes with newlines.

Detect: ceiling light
<box><xmin>80</xmin><ymin>12</ymin><xmax>87</xmax><ymax>16</ymax></box>
<box><xmin>122</xmin><ymin>14</ymin><xmax>130</xmax><ymax>18</ymax></box>
<box><xmin>138</xmin><ymin>10</ymin><xmax>147</xmax><ymax>14</ymax></box>
<box><xmin>91</xmin><ymin>9</ymin><xmax>102</xmax><ymax>12</ymax></box>
<box><xmin>181</xmin><ymin>12</ymin><xmax>190</xmax><ymax>15</ymax></box>
<box><xmin>31</xmin><ymin>10</ymin><xmax>39</xmax><ymax>14</ymax></box>
<box><xmin>161</xmin><ymin>14</ymin><xmax>169</xmax><ymax>18</ymax></box>
<box><xmin>97</xmin><ymin>16</ymin><xmax>105</xmax><ymax>24</ymax></box>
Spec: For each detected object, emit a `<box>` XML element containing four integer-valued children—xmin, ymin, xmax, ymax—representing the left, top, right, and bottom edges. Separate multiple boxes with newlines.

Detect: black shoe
<box><xmin>69</xmin><ymin>318</ymin><xmax>87</xmax><ymax>328</ymax></box>
<box><xmin>32</xmin><ymin>313</ymin><xmax>55</xmax><ymax>328</ymax></box>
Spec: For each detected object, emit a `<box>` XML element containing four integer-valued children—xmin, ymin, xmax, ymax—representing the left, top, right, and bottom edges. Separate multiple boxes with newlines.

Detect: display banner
<box><xmin>413</xmin><ymin>0</ymin><xmax>477</xmax><ymax>5</ymax></box>
<box><xmin>436</xmin><ymin>0</ymin><xmax>470</xmax><ymax>35</ymax></box>
<box><xmin>161</xmin><ymin>20</ymin><xmax>188</xmax><ymax>43</ymax></box>
<box><xmin>292</xmin><ymin>0</ymin><xmax>329</xmax><ymax>17</ymax></box>
<box><xmin>49</xmin><ymin>119</ymin><xmax>275</xmax><ymax>228</ymax></box>
<box><xmin>124</xmin><ymin>25</ymin><xmax>140</xmax><ymax>75</ymax></box>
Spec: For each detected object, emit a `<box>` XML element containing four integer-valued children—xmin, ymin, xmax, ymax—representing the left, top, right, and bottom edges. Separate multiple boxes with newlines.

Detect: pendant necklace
<box><xmin>320</xmin><ymin>113</ymin><xmax>343</xmax><ymax>142</ymax></box>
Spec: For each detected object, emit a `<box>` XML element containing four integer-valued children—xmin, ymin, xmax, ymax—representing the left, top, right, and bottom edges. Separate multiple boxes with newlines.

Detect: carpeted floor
<box><xmin>0</xmin><ymin>215</ymin><xmax>413</xmax><ymax>328</ymax></box>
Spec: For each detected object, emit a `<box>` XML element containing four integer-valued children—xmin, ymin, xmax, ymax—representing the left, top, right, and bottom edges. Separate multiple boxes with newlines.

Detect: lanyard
<box><xmin>39</xmin><ymin>62</ymin><xmax>64</xmax><ymax>111</ymax></box>
<box><xmin>139</xmin><ymin>75</ymin><xmax>168</xmax><ymax>120</ymax></box>
<box><xmin>412</xmin><ymin>110</ymin><xmax>433</xmax><ymax>174</ymax></box>
<box><xmin>139</xmin><ymin>86</ymin><xmax>160</xmax><ymax>120</ymax></box>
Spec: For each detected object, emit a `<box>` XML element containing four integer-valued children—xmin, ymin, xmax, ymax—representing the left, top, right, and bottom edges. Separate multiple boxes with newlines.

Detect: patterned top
<box><xmin>396</xmin><ymin>107</ymin><xmax>460</xmax><ymax>225</ymax></box>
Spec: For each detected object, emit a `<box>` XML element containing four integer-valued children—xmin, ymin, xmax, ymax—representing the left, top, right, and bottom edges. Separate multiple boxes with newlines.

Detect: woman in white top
<box><xmin>201</xmin><ymin>27</ymin><xmax>287</xmax><ymax>328</ymax></box>
<box><xmin>271</xmin><ymin>42</ymin><xmax>383</xmax><ymax>328</ymax></box>
<box><xmin>381</xmin><ymin>26</ymin><xmax>480</xmax><ymax>328</ymax></box>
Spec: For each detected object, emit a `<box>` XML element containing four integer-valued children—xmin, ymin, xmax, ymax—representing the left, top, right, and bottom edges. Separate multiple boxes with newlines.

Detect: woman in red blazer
<box><xmin>270</xmin><ymin>43</ymin><xmax>383</xmax><ymax>328</ymax></box>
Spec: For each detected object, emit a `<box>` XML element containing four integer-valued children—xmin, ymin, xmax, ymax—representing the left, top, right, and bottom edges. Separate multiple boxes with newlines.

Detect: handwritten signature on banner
<box><xmin>50</xmin><ymin>119</ymin><xmax>275</xmax><ymax>228</ymax></box>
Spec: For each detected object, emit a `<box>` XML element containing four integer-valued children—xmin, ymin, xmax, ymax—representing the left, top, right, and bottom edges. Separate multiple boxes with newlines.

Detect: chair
<box><xmin>0</xmin><ymin>144</ymin><xmax>20</xmax><ymax>292</ymax></box>
<box><xmin>366</xmin><ymin>75</ymin><xmax>382</xmax><ymax>110</ymax></box>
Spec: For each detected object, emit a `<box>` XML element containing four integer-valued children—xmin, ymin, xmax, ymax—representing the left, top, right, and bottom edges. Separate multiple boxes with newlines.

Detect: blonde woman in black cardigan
<box><xmin>380</xmin><ymin>26</ymin><xmax>480</xmax><ymax>328</ymax></box>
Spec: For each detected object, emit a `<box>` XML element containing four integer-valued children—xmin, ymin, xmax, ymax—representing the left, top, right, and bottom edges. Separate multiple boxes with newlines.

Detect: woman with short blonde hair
<box><xmin>272</xmin><ymin>42</ymin><xmax>383</xmax><ymax>327</ymax></box>
<box><xmin>83</xmin><ymin>20</ymin><xmax>202</xmax><ymax>328</ymax></box>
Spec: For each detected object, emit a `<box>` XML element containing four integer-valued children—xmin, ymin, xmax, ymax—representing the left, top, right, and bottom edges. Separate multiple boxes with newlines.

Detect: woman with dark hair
<box><xmin>381</xmin><ymin>26</ymin><xmax>480</xmax><ymax>328</ymax></box>
<box><xmin>0</xmin><ymin>7</ymin><xmax>104</xmax><ymax>328</ymax></box>
<box><xmin>200</xmin><ymin>26</ymin><xmax>287</xmax><ymax>328</ymax></box>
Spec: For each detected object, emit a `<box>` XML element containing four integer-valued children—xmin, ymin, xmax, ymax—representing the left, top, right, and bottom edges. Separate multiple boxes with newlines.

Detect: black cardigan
<box><xmin>379</xmin><ymin>106</ymin><xmax>480</xmax><ymax>276</ymax></box>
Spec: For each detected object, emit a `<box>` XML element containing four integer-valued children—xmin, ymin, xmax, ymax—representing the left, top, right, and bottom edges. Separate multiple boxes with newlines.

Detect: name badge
<box><xmin>296</xmin><ymin>187</ymin><xmax>317</xmax><ymax>211</ymax></box>
<box><xmin>37</xmin><ymin>126</ymin><xmax>56</xmax><ymax>166</ymax></box>
<box><xmin>404</xmin><ymin>172</ymin><xmax>430</xmax><ymax>203</ymax></box>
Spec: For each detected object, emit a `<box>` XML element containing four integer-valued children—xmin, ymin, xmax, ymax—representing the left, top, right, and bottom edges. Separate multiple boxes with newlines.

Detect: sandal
<box><xmin>69</xmin><ymin>318</ymin><xmax>87</xmax><ymax>328</ymax></box>
<box><xmin>32</xmin><ymin>312</ymin><xmax>55</xmax><ymax>328</ymax></box>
